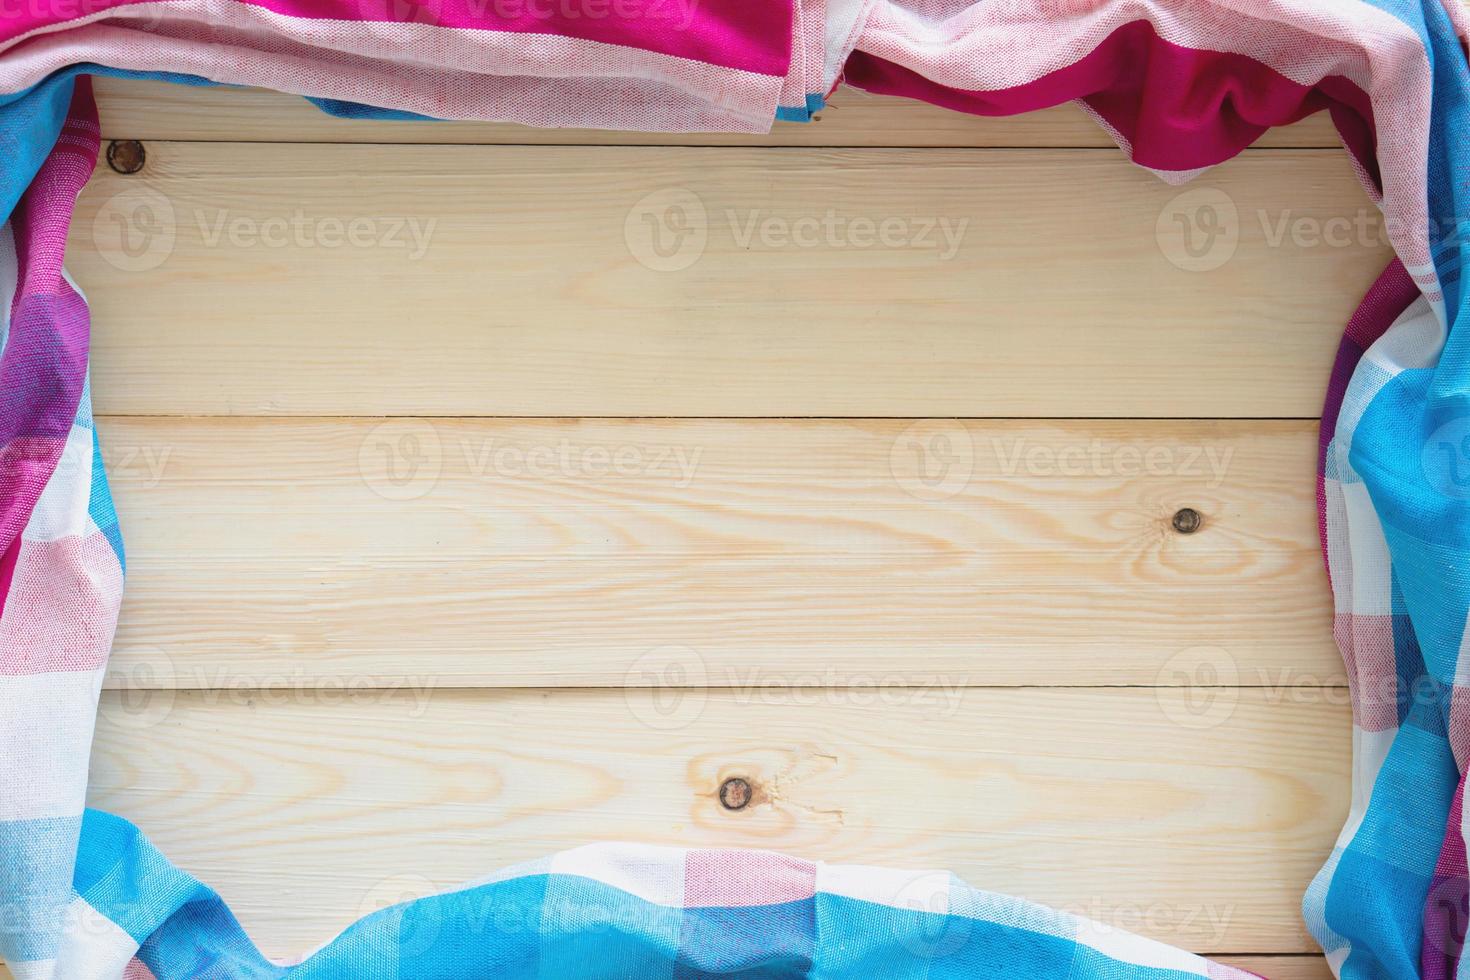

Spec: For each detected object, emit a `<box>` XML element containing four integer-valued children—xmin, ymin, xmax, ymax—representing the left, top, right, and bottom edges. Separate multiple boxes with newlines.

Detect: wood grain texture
<box><xmin>34</xmin><ymin>73</ymin><xmax>1369</xmax><ymax>976</ymax></box>
<box><xmin>98</xmin><ymin>417</ymin><xmax>1342</xmax><ymax>688</ymax></box>
<box><xmin>1222</xmin><ymin>957</ymin><xmax>1332</xmax><ymax>979</ymax></box>
<box><xmin>93</xmin><ymin>77</ymin><xmax>1344</xmax><ymax>148</ymax></box>
<box><xmin>70</xmin><ymin>143</ymin><xmax>1390</xmax><ymax>418</ymax></box>
<box><xmin>88</xmin><ymin>688</ymin><xmax>1348</xmax><ymax>957</ymax></box>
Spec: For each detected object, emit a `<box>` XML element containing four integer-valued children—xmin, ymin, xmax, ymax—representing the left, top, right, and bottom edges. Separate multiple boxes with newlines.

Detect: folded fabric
<box><xmin>1</xmin><ymin>2</ymin><xmax>1467</xmax><ymax>978</ymax></box>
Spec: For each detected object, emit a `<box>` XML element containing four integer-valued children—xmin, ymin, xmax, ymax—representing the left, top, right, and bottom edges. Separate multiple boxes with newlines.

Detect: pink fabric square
<box><xmin>124</xmin><ymin>958</ymin><xmax>158</xmax><ymax>979</ymax></box>
<box><xmin>1335</xmin><ymin>612</ymin><xmax>1398</xmax><ymax>732</ymax></box>
<box><xmin>683</xmin><ymin>849</ymin><xmax>817</xmax><ymax>908</ymax></box>
<box><xmin>0</xmin><ymin>532</ymin><xmax>123</xmax><ymax>675</ymax></box>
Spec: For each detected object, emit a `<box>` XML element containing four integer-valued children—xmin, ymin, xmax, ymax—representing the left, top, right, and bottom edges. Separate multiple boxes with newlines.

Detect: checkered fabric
<box><xmin>1</xmin><ymin>1</ymin><xmax>1468</xmax><ymax>977</ymax></box>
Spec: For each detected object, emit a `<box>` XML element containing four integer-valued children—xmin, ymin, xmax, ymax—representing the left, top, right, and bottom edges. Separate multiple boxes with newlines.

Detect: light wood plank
<box><xmin>88</xmin><ymin>688</ymin><xmax>1349</xmax><ymax>956</ymax></box>
<box><xmin>98</xmin><ymin>417</ymin><xmax>1342</xmax><ymax>688</ymax></box>
<box><xmin>70</xmin><ymin>144</ymin><xmax>1390</xmax><ymax>418</ymax></box>
<box><xmin>94</xmin><ymin>77</ymin><xmax>1344</xmax><ymax>148</ymax></box>
<box><xmin>1220</xmin><ymin>957</ymin><xmax>1331</xmax><ymax>980</ymax></box>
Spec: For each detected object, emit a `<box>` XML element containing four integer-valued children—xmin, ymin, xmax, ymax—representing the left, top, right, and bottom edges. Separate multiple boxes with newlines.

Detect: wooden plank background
<box><xmin>102</xmin><ymin>418</ymin><xmax>1338</xmax><ymax>687</ymax></box>
<box><xmin>51</xmin><ymin>76</ymin><xmax>1383</xmax><ymax>977</ymax></box>
<box><xmin>75</xmin><ymin>142</ymin><xmax>1387</xmax><ymax>418</ymax></box>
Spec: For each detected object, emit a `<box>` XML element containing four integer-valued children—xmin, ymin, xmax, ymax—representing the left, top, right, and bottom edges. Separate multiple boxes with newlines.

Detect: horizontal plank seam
<box><xmin>101</xmin><ymin>683</ymin><xmax>1354</xmax><ymax>692</ymax></box>
<box><xmin>92</xmin><ymin>414</ymin><xmax>1324</xmax><ymax>422</ymax></box>
<box><xmin>96</xmin><ymin>141</ymin><xmax>1347</xmax><ymax>155</ymax></box>
<box><xmin>1209</xmin><ymin>953</ymin><xmax>1325</xmax><ymax>958</ymax></box>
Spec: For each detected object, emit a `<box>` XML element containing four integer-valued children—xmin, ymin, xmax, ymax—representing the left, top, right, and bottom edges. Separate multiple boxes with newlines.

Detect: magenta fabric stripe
<box><xmin>0</xmin><ymin>83</ymin><xmax>97</xmax><ymax>606</ymax></box>
<box><xmin>841</xmin><ymin>0</ymin><xmax>1439</xmax><ymax>295</ymax></box>
<box><xmin>844</xmin><ymin>21</ymin><xmax>1372</xmax><ymax>177</ymax></box>
<box><xmin>0</xmin><ymin>9</ymin><xmax>791</xmax><ymax>131</ymax></box>
<box><xmin>1314</xmin><ymin>259</ymin><xmax>1419</xmax><ymax>578</ymax></box>
<box><xmin>1423</xmin><ymin>775</ymin><xmax>1468</xmax><ymax>980</ymax></box>
<box><xmin>0</xmin><ymin>539</ymin><xmax>18</xmax><ymax>624</ymax></box>
<box><xmin>0</xmin><ymin>0</ymin><xmax>795</xmax><ymax>76</ymax></box>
